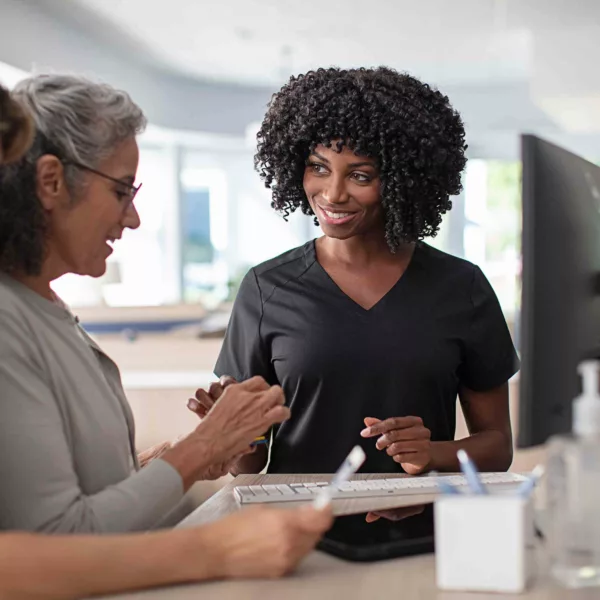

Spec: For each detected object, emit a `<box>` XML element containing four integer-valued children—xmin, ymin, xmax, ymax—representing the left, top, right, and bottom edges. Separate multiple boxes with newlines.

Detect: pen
<box><xmin>313</xmin><ymin>445</ymin><xmax>366</xmax><ymax>510</ymax></box>
<box><xmin>430</xmin><ymin>471</ymin><xmax>461</xmax><ymax>495</ymax></box>
<box><xmin>516</xmin><ymin>464</ymin><xmax>545</xmax><ymax>498</ymax></box>
<box><xmin>437</xmin><ymin>479</ymin><xmax>461</xmax><ymax>495</ymax></box>
<box><xmin>457</xmin><ymin>449</ymin><xmax>487</xmax><ymax>495</ymax></box>
<box><xmin>250</xmin><ymin>436</ymin><xmax>268</xmax><ymax>447</ymax></box>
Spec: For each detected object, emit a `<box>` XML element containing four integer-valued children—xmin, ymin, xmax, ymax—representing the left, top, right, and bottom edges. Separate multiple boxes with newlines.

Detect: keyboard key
<box><xmin>337</xmin><ymin>482</ymin><xmax>354</xmax><ymax>492</ymax></box>
<box><xmin>236</xmin><ymin>487</ymin><xmax>255</xmax><ymax>500</ymax></box>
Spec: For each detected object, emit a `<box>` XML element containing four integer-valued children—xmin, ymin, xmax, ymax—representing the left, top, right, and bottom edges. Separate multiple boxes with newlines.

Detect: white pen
<box><xmin>313</xmin><ymin>445</ymin><xmax>366</xmax><ymax>510</ymax></box>
<box><xmin>457</xmin><ymin>449</ymin><xmax>487</xmax><ymax>495</ymax></box>
<box><xmin>430</xmin><ymin>470</ymin><xmax>461</xmax><ymax>495</ymax></box>
<box><xmin>516</xmin><ymin>464</ymin><xmax>545</xmax><ymax>498</ymax></box>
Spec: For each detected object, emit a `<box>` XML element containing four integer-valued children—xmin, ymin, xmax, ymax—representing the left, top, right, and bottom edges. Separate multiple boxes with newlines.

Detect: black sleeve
<box><xmin>457</xmin><ymin>266</ymin><xmax>520</xmax><ymax>391</ymax></box>
<box><xmin>214</xmin><ymin>269</ymin><xmax>277</xmax><ymax>384</ymax></box>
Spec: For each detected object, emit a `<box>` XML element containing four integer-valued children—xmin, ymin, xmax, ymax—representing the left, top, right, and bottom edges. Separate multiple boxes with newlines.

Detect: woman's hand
<box><xmin>201</xmin><ymin>505</ymin><xmax>333</xmax><ymax>579</ymax></box>
<box><xmin>198</xmin><ymin>377</ymin><xmax>287</xmax><ymax>458</ymax></box>
<box><xmin>188</xmin><ymin>375</ymin><xmax>271</xmax><ymax>476</ymax></box>
<box><xmin>195</xmin><ymin>449</ymin><xmax>255</xmax><ymax>481</ymax></box>
<box><xmin>188</xmin><ymin>375</ymin><xmax>237</xmax><ymax>419</ymax></box>
<box><xmin>365</xmin><ymin>504</ymin><xmax>425</xmax><ymax>523</ymax></box>
<box><xmin>163</xmin><ymin>377</ymin><xmax>289</xmax><ymax>489</ymax></box>
<box><xmin>361</xmin><ymin>416</ymin><xmax>432</xmax><ymax>475</ymax></box>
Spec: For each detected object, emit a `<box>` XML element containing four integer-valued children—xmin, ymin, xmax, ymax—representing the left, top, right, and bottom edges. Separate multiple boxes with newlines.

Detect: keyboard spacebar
<box><xmin>330</xmin><ymin>486</ymin><xmax>434</xmax><ymax>499</ymax></box>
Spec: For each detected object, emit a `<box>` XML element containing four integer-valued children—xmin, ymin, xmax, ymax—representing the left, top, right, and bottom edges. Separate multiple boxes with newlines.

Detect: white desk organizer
<box><xmin>435</xmin><ymin>494</ymin><xmax>535</xmax><ymax>593</ymax></box>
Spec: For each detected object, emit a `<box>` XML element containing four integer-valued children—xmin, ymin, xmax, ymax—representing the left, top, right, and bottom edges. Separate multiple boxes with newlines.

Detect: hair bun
<box><xmin>0</xmin><ymin>85</ymin><xmax>34</xmax><ymax>164</ymax></box>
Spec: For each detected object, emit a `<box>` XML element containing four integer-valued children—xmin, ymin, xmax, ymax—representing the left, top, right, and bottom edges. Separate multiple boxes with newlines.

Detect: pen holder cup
<box><xmin>435</xmin><ymin>494</ymin><xmax>535</xmax><ymax>593</ymax></box>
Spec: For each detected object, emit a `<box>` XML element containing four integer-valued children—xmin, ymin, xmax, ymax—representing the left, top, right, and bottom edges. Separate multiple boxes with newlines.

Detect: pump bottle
<box><xmin>546</xmin><ymin>360</ymin><xmax>600</xmax><ymax>588</ymax></box>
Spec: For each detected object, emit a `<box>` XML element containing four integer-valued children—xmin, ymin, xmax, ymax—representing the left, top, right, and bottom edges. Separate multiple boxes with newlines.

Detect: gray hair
<box><xmin>0</xmin><ymin>74</ymin><xmax>146</xmax><ymax>275</ymax></box>
<box><xmin>13</xmin><ymin>74</ymin><xmax>146</xmax><ymax>188</ymax></box>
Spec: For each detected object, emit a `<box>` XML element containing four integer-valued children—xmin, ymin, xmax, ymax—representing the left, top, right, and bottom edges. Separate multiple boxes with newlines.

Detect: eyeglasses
<box><xmin>63</xmin><ymin>159</ymin><xmax>142</xmax><ymax>205</ymax></box>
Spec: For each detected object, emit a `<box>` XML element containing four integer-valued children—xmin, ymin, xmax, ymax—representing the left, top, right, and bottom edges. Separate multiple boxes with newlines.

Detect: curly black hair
<box><xmin>255</xmin><ymin>66</ymin><xmax>467</xmax><ymax>251</ymax></box>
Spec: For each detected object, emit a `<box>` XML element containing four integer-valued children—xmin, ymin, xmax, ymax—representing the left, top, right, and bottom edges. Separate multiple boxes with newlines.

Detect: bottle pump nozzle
<box><xmin>573</xmin><ymin>360</ymin><xmax>600</xmax><ymax>437</ymax></box>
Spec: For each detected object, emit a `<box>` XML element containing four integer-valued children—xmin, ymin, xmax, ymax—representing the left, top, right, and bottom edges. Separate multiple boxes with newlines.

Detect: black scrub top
<box><xmin>215</xmin><ymin>240</ymin><xmax>519</xmax><ymax>474</ymax></box>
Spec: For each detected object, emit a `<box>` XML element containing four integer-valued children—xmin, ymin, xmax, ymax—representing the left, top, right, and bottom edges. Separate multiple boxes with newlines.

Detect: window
<box><xmin>53</xmin><ymin>143</ymin><xmax>182</xmax><ymax>307</ymax></box>
<box><xmin>180</xmin><ymin>163</ymin><xmax>229</xmax><ymax>307</ymax></box>
<box><xmin>430</xmin><ymin>159</ymin><xmax>522</xmax><ymax>319</ymax></box>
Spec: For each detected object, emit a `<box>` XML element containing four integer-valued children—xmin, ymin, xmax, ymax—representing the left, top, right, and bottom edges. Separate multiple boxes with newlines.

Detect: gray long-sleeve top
<box><xmin>0</xmin><ymin>274</ymin><xmax>187</xmax><ymax>533</ymax></box>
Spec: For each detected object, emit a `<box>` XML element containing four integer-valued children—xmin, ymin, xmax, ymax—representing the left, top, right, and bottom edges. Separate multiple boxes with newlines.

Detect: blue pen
<box><xmin>457</xmin><ymin>449</ymin><xmax>487</xmax><ymax>495</ymax></box>
<box><xmin>516</xmin><ymin>464</ymin><xmax>545</xmax><ymax>498</ymax></box>
<box><xmin>437</xmin><ymin>478</ymin><xmax>461</xmax><ymax>495</ymax></box>
<box><xmin>429</xmin><ymin>470</ymin><xmax>461</xmax><ymax>495</ymax></box>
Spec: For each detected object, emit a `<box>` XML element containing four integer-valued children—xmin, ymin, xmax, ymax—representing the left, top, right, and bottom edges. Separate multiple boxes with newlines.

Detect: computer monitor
<box><xmin>518</xmin><ymin>135</ymin><xmax>600</xmax><ymax>448</ymax></box>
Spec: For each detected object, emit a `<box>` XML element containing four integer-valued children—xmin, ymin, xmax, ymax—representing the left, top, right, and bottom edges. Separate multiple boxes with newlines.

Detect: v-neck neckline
<box><xmin>308</xmin><ymin>239</ymin><xmax>420</xmax><ymax>313</ymax></box>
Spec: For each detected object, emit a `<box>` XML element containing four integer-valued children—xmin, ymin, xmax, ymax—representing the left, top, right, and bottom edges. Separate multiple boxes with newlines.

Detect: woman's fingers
<box><xmin>187</xmin><ymin>397</ymin><xmax>209</xmax><ymax>418</ymax></box>
<box><xmin>190</xmin><ymin>376</ymin><xmax>237</xmax><ymax>417</ymax></box>
<box><xmin>241</xmin><ymin>376</ymin><xmax>272</xmax><ymax>393</ymax></box>
<box><xmin>208</xmin><ymin>381</ymin><xmax>226</xmax><ymax>400</ymax></box>
<box><xmin>220</xmin><ymin>375</ymin><xmax>237</xmax><ymax>388</ymax></box>
<box><xmin>256</xmin><ymin>385</ymin><xmax>286</xmax><ymax>411</ymax></box>
<box><xmin>263</xmin><ymin>404</ymin><xmax>291</xmax><ymax>426</ymax></box>
<box><xmin>365</xmin><ymin>505</ymin><xmax>425</xmax><ymax>523</ymax></box>
<box><xmin>385</xmin><ymin>439</ymin><xmax>430</xmax><ymax>456</ymax></box>
<box><xmin>193</xmin><ymin>388</ymin><xmax>215</xmax><ymax>411</ymax></box>
<box><xmin>375</xmin><ymin>425</ymin><xmax>431</xmax><ymax>449</ymax></box>
<box><xmin>361</xmin><ymin>416</ymin><xmax>423</xmax><ymax>438</ymax></box>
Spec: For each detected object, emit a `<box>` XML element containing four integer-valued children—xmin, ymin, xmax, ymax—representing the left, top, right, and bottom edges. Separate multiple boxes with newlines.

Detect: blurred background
<box><xmin>1</xmin><ymin>0</ymin><xmax>598</xmax><ymax>494</ymax></box>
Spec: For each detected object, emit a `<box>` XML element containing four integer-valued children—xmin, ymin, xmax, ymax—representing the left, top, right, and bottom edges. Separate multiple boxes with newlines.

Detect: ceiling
<box><xmin>73</xmin><ymin>0</ymin><xmax>592</xmax><ymax>86</ymax></box>
<box><xmin>4</xmin><ymin>0</ymin><xmax>600</xmax><ymax>155</ymax></box>
<box><xmin>76</xmin><ymin>0</ymin><xmax>536</xmax><ymax>87</ymax></box>
<box><xmin>72</xmin><ymin>0</ymin><xmax>600</xmax><ymax>135</ymax></box>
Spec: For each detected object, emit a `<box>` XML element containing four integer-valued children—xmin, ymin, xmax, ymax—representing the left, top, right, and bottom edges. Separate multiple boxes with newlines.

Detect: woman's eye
<box><xmin>309</xmin><ymin>163</ymin><xmax>327</xmax><ymax>174</ymax></box>
<box><xmin>352</xmin><ymin>172</ymin><xmax>371</xmax><ymax>183</ymax></box>
<box><xmin>115</xmin><ymin>191</ymin><xmax>130</xmax><ymax>202</ymax></box>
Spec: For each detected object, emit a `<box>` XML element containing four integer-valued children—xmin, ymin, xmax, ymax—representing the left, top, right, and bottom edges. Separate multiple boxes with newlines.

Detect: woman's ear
<box><xmin>36</xmin><ymin>155</ymin><xmax>68</xmax><ymax>210</ymax></box>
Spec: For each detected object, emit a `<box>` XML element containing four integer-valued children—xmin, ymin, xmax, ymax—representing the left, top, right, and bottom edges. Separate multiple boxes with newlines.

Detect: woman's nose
<box><xmin>321</xmin><ymin>176</ymin><xmax>348</xmax><ymax>204</ymax></box>
<box><xmin>122</xmin><ymin>201</ymin><xmax>141</xmax><ymax>230</ymax></box>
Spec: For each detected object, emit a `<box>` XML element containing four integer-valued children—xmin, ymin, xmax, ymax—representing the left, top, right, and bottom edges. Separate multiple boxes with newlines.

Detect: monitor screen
<box><xmin>518</xmin><ymin>135</ymin><xmax>600</xmax><ymax>447</ymax></box>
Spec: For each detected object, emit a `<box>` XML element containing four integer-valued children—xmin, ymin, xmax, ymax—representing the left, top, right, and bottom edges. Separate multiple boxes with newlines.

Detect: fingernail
<box><xmin>360</xmin><ymin>428</ymin><xmax>371</xmax><ymax>437</ymax></box>
<box><xmin>187</xmin><ymin>398</ymin><xmax>199</xmax><ymax>411</ymax></box>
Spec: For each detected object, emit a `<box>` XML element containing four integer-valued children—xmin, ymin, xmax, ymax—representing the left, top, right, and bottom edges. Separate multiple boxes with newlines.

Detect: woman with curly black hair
<box><xmin>196</xmin><ymin>67</ymin><xmax>519</xmax><ymax>477</ymax></box>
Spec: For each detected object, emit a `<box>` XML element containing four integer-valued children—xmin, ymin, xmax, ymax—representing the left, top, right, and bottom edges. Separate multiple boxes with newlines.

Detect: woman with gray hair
<box><xmin>0</xmin><ymin>74</ymin><xmax>290</xmax><ymax>533</ymax></box>
<box><xmin>0</xmin><ymin>81</ymin><xmax>332</xmax><ymax>598</ymax></box>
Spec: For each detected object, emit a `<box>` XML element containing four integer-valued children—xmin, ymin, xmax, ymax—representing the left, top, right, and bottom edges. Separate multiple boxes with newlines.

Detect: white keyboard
<box><xmin>234</xmin><ymin>472</ymin><xmax>527</xmax><ymax>504</ymax></box>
